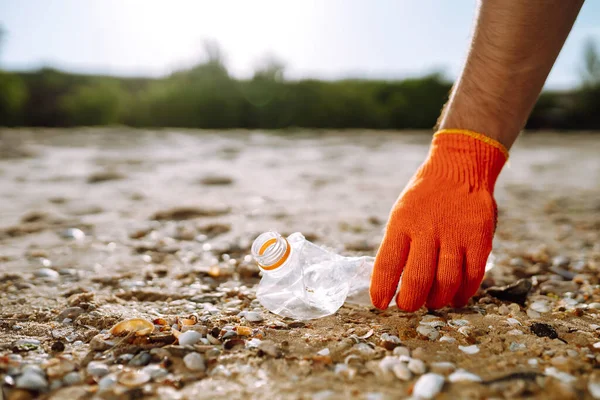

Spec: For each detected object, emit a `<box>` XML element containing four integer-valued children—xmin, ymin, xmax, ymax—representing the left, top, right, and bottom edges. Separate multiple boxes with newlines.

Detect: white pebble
<box><xmin>430</xmin><ymin>362</ymin><xmax>456</xmax><ymax>374</ymax></box>
<box><xmin>417</xmin><ymin>325</ymin><xmax>440</xmax><ymax>341</ymax></box>
<box><xmin>507</xmin><ymin>329</ymin><xmax>524</xmax><ymax>335</ymax></box>
<box><xmin>63</xmin><ymin>371</ymin><xmax>82</xmax><ymax>386</ymax></box>
<box><xmin>243</xmin><ymin>311</ymin><xmax>264</xmax><ymax>322</ymax></box>
<box><xmin>413</xmin><ymin>373</ymin><xmax>445</xmax><ymax>399</ymax></box>
<box><xmin>15</xmin><ymin>372</ymin><xmax>48</xmax><ymax>391</ymax></box>
<box><xmin>408</xmin><ymin>358</ymin><xmax>426</xmax><ymax>375</ymax></box>
<box><xmin>392</xmin><ymin>363</ymin><xmax>412</xmax><ymax>381</ymax></box>
<box><xmin>530</xmin><ymin>301</ymin><xmax>551</xmax><ymax>313</ymax></box>
<box><xmin>448</xmin><ymin>369</ymin><xmax>482</xmax><ymax>382</ymax></box>
<box><xmin>593</xmin><ymin>342</ymin><xmax>600</xmax><ymax>349</ymax></box>
<box><xmin>183</xmin><ymin>352</ymin><xmax>206</xmax><ymax>371</ymax></box>
<box><xmin>439</xmin><ymin>336</ymin><xmax>456</xmax><ymax>343</ymax></box>
<box><xmin>34</xmin><ymin>268</ymin><xmax>59</xmax><ymax>280</ymax></box>
<box><xmin>458</xmin><ymin>345</ymin><xmax>479</xmax><ymax>354</ymax></box>
<box><xmin>98</xmin><ymin>374</ymin><xmax>118</xmax><ymax>392</ymax></box>
<box><xmin>545</xmin><ymin>367</ymin><xmax>576</xmax><ymax>383</ymax></box>
<box><xmin>393</xmin><ymin>346</ymin><xmax>410</xmax><ymax>357</ymax></box>
<box><xmin>379</xmin><ymin>356</ymin><xmax>401</xmax><ymax>372</ymax></box>
<box><xmin>246</xmin><ymin>338</ymin><xmax>262</xmax><ymax>348</ymax></box>
<box><xmin>317</xmin><ymin>348</ymin><xmax>330</xmax><ymax>356</ymax></box>
<box><xmin>528</xmin><ymin>358</ymin><xmax>539</xmax><ymax>366</ymax></box>
<box><xmin>87</xmin><ymin>361</ymin><xmax>109</xmax><ymax>377</ymax></box>
<box><xmin>589</xmin><ymin>378</ymin><xmax>600</xmax><ymax>399</ymax></box>
<box><xmin>178</xmin><ymin>330</ymin><xmax>203</xmax><ymax>346</ymax></box>
<box><xmin>506</xmin><ymin>318</ymin><xmax>522</xmax><ymax>326</ymax></box>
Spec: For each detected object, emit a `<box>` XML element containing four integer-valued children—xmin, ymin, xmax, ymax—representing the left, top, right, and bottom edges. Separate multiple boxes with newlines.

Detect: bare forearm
<box><xmin>438</xmin><ymin>0</ymin><xmax>584</xmax><ymax>149</ymax></box>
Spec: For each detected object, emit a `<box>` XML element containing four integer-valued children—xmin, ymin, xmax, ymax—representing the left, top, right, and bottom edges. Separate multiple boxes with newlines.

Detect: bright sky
<box><xmin>1</xmin><ymin>0</ymin><xmax>599</xmax><ymax>89</ymax></box>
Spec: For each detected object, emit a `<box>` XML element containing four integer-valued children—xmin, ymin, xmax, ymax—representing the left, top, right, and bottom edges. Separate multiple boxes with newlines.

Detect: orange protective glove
<box><xmin>370</xmin><ymin>129</ymin><xmax>508</xmax><ymax>311</ymax></box>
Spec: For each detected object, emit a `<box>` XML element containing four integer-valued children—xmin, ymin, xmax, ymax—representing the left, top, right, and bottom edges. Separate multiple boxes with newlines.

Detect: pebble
<box><xmin>509</xmin><ymin>342</ymin><xmax>526</xmax><ymax>352</ymax></box>
<box><xmin>317</xmin><ymin>348</ymin><xmax>330</xmax><ymax>356</ymax></box>
<box><xmin>413</xmin><ymin>373</ymin><xmax>445</xmax><ymax>399</ymax></box>
<box><xmin>593</xmin><ymin>342</ymin><xmax>600</xmax><ymax>349</ymax></box>
<box><xmin>379</xmin><ymin>356</ymin><xmax>401</xmax><ymax>372</ymax></box>
<box><xmin>393</xmin><ymin>346</ymin><xmax>410</xmax><ymax>357</ymax></box>
<box><xmin>15</xmin><ymin>371</ymin><xmax>48</xmax><ymax>391</ymax></box>
<box><xmin>61</xmin><ymin>228</ymin><xmax>86</xmax><ymax>240</ymax></box>
<box><xmin>183</xmin><ymin>352</ymin><xmax>206</xmax><ymax>371</ymax></box>
<box><xmin>98</xmin><ymin>374</ymin><xmax>118</xmax><ymax>392</ymax></box>
<box><xmin>507</xmin><ymin>329</ymin><xmax>524</xmax><ymax>335</ymax></box>
<box><xmin>589</xmin><ymin>303</ymin><xmax>600</xmax><ymax>310</ymax></box>
<box><xmin>392</xmin><ymin>363</ymin><xmax>412</xmax><ymax>381</ymax></box>
<box><xmin>439</xmin><ymin>336</ymin><xmax>456</xmax><ymax>343</ymax></box>
<box><xmin>448</xmin><ymin>369</ymin><xmax>482</xmax><ymax>382</ymax></box>
<box><xmin>448</xmin><ymin>319</ymin><xmax>470</xmax><ymax>327</ymax></box>
<box><xmin>545</xmin><ymin>367</ymin><xmax>576</xmax><ymax>383</ymax></box>
<box><xmin>178</xmin><ymin>330</ymin><xmax>203</xmax><ymax>346</ymax></box>
<box><xmin>566</xmin><ymin>349</ymin><xmax>578</xmax><ymax>357</ymax></box>
<box><xmin>63</xmin><ymin>371</ymin><xmax>82</xmax><ymax>386</ymax></box>
<box><xmin>142</xmin><ymin>364</ymin><xmax>169</xmax><ymax>379</ymax></box>
<box><xmin>417</xmin><ymin>325</ymin><xmax>440</xmax><ymax>341</ymax></box>
<box><xmin>128</xmin><ymin>351</ymin><xmax>152</xmax><ymax>367</ymax></box>
<box><xmin>407</xmin><ymin>359</ymin><xmax>426</xmax><ymax>375</ymax></box>
<box><xmin>506</xmin><ymin>318</ymin><xmax>522</xmax><ymax>326</ymax></box>
<box><xmin>86</xmin><ymin>361</ymin><xmax>110</xmax><ymax>377</ymax></box>
<box><xmin>530</xmin><ymin>301</ymin><xmax>551</xmax><ymax>313</ymax></box>
<box><xmin>458</xmin><ymin>345</ymin><xmax>479</xmax><ymax>355</ymax></box>
<box><xmin>118</xmin><ymin>369</ymin><xmax>151</xmax><ymax>387</ymax></box>
<box><xmin>246</xmin><ymin>338</ymin><xmax>262</xmax><ymax>348</ymax></box>
<box><xmin>243</xmin><ymin>311</ymin><xmax>264</xmax><ymax>322</ymax></box>
<box><xmin>34</xmin><ymin>268</ymin><xmax>60</xmax><ymax>280</ymax></box>
<box><xmin>528</xmin><ymin>358</ymin><xmax>539</xmax><ymax>366</ymax></box>
<box><xmin>588</xmin><ymin>373</ymin><xmax>600</xmax><ymax>399</ymax></box>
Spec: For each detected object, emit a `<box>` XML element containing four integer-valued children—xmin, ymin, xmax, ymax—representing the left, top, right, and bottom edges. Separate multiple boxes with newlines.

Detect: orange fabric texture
<box><xmin>370</xmin><ymin>129</ymin><xmax>507</xmax><ymax>311</ymax></box>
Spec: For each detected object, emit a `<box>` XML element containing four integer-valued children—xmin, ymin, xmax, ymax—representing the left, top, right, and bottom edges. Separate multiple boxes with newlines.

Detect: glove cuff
<box><xmin>419</xmin><ymin>129</ymin><xmax>508</xmax><ymax>191</ymax></box>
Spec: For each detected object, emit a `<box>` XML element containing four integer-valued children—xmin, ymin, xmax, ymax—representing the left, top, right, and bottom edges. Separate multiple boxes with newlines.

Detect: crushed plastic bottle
<box><xmin>251</xmin><ymin>231</ymin><xmax>375</xmax><ymax>320</ymax></box>
<box><xmin>251</xmin><ymin>231</ymin><xmax>496</xmax><ymax>320</ymax></box>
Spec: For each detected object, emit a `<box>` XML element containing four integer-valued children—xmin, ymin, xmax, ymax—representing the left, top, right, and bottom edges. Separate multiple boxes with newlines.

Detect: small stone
<box><xmin>509</xmin><ymin>342</ymin><xmax>526</xmax><ymax>352</ymax></box>
<box><xmin>528</xmin><ymin>358</ymin><xmax>540</xmax><ymax>366</ymax></box>
<box><xmin>506</xmin><ymin>318</ymin><xmax>522</xmax><ymax>326</ymax></box>
<box><xmin>589</xmin><ymin>303</ymin><xmax>600</xmax><ymax>310</ymax></box>
<box><xmin>246</xmin><ymin>338</ymin><xmax>262</xmax><ymax>348</ymax></box>
<box><xmin>439</xmin><ymin>336</ymin><xmax>456</xmax><ymax>344</ymax></box>
<box><xmin>566</xmin><ymin>349</ymin><xmax>578</xmax><ymax>357</ymax></box>
<box><xmin>408</xmin><ymin>358</ymin><xmax>427</xmax><ymax>375</ymax></box>
<box><xmin>63</xmin><ymin>371</ymin><xmax>82</xmax><ymax>386</ymax></box>
<box><xmin>34</xmin><ymin>268</ymin><xmax>59</xmax><ymax>280</ymax></box>
<box><xmin>507</xmin><ymin>329</ymin><xmax>524</xmax><ymax>335</ymax></box>
<box><xmin>530</xmin><ymin>322</ymin><xmax>559</xmax><ymax>340</ymax></box>
<box><xmin>61</xmin><ymin>228</ymin><xmax>85</xmax><ymax>241</ymax></box>
<box><xmin>448</xmin><ymin>369</ymin><xmax>482</xmax><ymax>382</ymax></box>
<box><xmin>530</xmin><ymin>301</ymin><xmax>551</xmax><ymax>313</ymax></box>
<box><xmin>15</xmin><ymin>372</ymin><xmax>48</xmax><ymax>391</ymax></box>
<box><xmin>552</xmin><ymin>255</ymin><xmax>570</xmax><ymax>268</ymax></box>
<box><xmin>392</xmin><ymin>363</ymin><xmax>412</xmax><ymax>381</ymax></box>
<box><xmin>545</xmin><ymin>367</ymin><xmax>576</xmax><ymax>383</ymax></box>
<box><xmin>243</xmin><ymin>311</ymin><xmax>264</xmax><ymax>322</ymax></box>
<box><xmin>183</xmin><ymin>352</ymin><xmax>206</xmax><ymax>371</ymax></box>
<box><xmin>86</xmin><ymin>361</ymin><xmax>109</xmax><ymax>377</ymax></box>
<box><xmin>98</xmin><ymin>374</ymin><xmax>118</xmax><ymax>392</ymax></box>
<box><xmin>527</xmin><ymin>308</ymin><xmax>541</xmax><ymax>319</ymax></box>
<box><xmin>417</xmin><ymin>325</ymin><xmax>440</xmax><ymax>341</ymax></box>
<box><xmin>317</xmin><ymin>348</ymin><xmax>330</xmax><ymax>356</ymax></box>
<box><xmin>128</xmin><ymin>352</ymin><xmax>152</xmax><ymax>367</ymax></box>
<box><xmin>593</xmin><ymin>342</ymin><xmax>600</xmax><ymax>349</ymax></box>
<box><xmin>393</xmin><ymin>347</ymin><xmax>410</xmax><ymax>357</ymax></box>
<box><xmin>588</xmin><ymin>372</ymin><xmax>600</xmax><ymax>399</ymax></box>
<box><xmin>413</xmin><ymin>373</ymin><xmax>445</xmax><ymax>399</ymax></box>
<box><xmin>458</xmin><ymin>345</ymin><xmax>479</xmax><ymax>354</ymax></box>
<box><xmin>118</xmin><ymin>369</ymin><xmax>151</xmax><ymax>387</ymax></box>
<box><xmin>379</xmin><ymin>356</ymin><xmax>401</xmax><ymax>372</ymax></box>
<box><xmin>486</xmin><ymin>279</ymin><xmax>532</xmax><ymax>305</ymax></box>
<box><xmin>178</xmin><ymin>330</ymin><xmax>203</xmax><ymax>346</ymax></box>
<box><xmin>142</xmin><ymin>364</ymin><xmax>169</xmax><ymax>379</ymax></box>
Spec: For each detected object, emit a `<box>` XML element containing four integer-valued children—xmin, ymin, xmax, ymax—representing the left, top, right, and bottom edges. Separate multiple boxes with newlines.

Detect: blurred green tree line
<box><xmin>1</xmin><ymin>40</ymin><xmax>599</xmax><ymax>129</ymax></box>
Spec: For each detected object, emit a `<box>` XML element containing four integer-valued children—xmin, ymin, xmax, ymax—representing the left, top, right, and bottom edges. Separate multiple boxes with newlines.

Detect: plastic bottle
<box><xmin>251</xmin><ymin>231</ymin><xmax>496</xmax><ymax>320</ymax></box>
<box><xmin>251</xmin><ymin>231</ymin><xmax>375</xmax><ymax>319</ymax></box>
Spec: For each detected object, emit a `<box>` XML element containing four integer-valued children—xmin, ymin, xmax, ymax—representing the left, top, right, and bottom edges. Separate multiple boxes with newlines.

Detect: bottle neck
<box><xmin>251</xmin><ymin>231</ymin><xmax>291</xmax><ymax>272</ymax></box>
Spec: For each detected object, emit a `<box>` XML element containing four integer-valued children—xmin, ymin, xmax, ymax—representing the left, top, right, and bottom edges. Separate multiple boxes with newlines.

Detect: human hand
<box><xmin>370</xmin><ymin>130</ymin><xmax>508</xmax><ymax>311</ymax></box>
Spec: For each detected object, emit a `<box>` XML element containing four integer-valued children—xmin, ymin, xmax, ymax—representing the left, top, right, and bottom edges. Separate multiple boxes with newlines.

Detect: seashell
<box><xmin>109</xmin><ymin>318</ymin><xmax>154</xmax><ymax>337</ymax></box>
<box><xmin>118</xmin><ymin>369</ymin><xmax>151</xmax><ymax>387</ymax></box>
